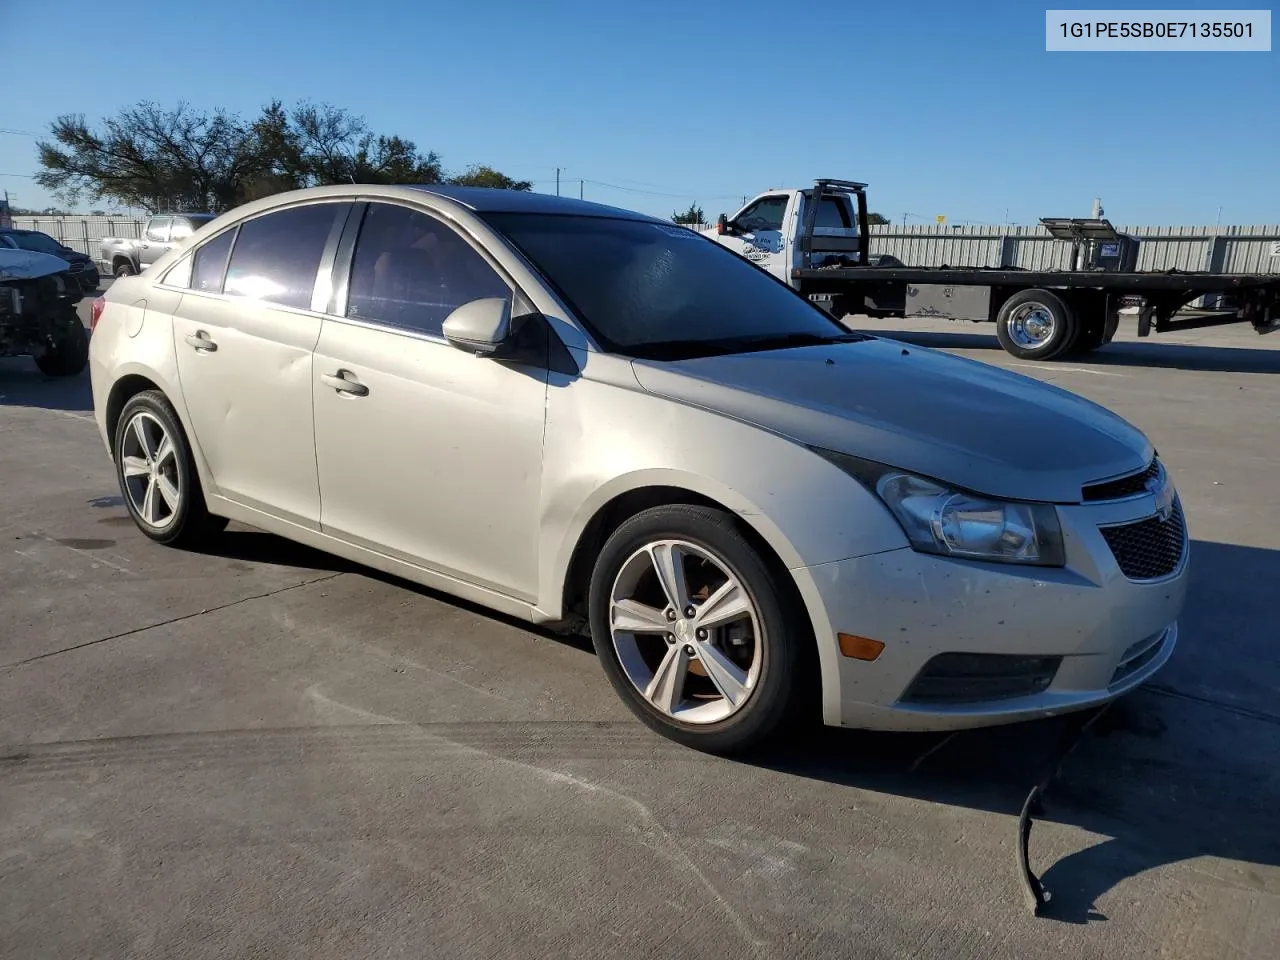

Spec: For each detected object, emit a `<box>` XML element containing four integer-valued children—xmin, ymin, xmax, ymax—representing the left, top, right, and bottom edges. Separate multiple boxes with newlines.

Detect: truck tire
<box><xmin>995</xmin><ymin>289</ymin><xmax>1078</xmax><ymax>361</ymax></box>
<box><xmin>34</xmin><ymin>313</ymin><xmax>90</xmax><ymax>377</ymax></box>
<box><xmin>114</xmin><ymin>260</ymin><xmax>137</xmax><ymax>278</ymax></box>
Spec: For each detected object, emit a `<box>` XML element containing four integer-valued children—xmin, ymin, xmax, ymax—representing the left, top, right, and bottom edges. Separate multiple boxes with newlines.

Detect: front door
<box><xmin>725</xmin><ymin>194</ymin><xmax>790</xmax><ymax>281</ymax></box>
<box><xmin>139</xmin><ymin>217</ymin><xmax>171</xmax><ymax>269</ymax></box>
<box><xmin>171</xmin><ymin>201</ymin><xmax>349</xmax><ymax>527</ymax></box>
<box><xmin>312</xmin><ymin>201</ymin><xmax>548</xmax><ymax>600</ymax></box>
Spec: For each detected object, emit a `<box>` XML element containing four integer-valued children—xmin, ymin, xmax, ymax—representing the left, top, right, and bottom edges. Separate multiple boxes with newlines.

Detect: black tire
<box><xmin>113</xmin><ymin>390</ymin><xmax>228</xmax><ymax>547</ymax></box>
<box><xmin>587</xmin><ymin>504</ymin><xmax>813</xmax><ymax>755</ymax></box>
<box><xmin>1072</xmin><ymin>321</ymin><xmax>1108</xmax><ymax>353</ymax></box>
<box><xmin>995</xmin><ymin>289</ymin><xmax>1078</xmax><ymax>361</ymax></box>
<box><xmin>34</xmin><ymin>313</ymin><xmax>90</xmax><ymax>377</ymax></box>
<box><xmin>114</xmin><ymin>260</ymin><xmax>137</xmax><ymax>278</ymax></box>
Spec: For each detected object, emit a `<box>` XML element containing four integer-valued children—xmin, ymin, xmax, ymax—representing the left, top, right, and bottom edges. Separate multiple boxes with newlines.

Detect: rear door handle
<box><xmin>320</xmin><ymin>371</ymin><xmax>369</xmax><ymax>397</ymax></box>
<box><xmin>184</xmin><ymin>331</ymin><xmax>217</xmax><ymax>352</ymax></box>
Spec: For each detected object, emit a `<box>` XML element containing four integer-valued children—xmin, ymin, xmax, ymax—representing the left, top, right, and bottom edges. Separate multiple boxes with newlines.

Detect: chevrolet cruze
<box><xmin>88</xmin><ymin>184</ymin><xmax>1190</xmax><ymax>753</ymax></box>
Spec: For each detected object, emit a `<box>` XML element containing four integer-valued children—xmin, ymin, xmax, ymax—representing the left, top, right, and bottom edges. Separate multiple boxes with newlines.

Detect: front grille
<box><xmin>1110</xmin><ymin>629</ymin><xmax>1168</xmax><ymax>686</ymax></box>
<box><xmin>65</xmin><ymin>261</ymin><xmax>86</xmax><ymax>273</ymax></box>
<box><xmin>1100</xmin><ymin>499</ymin><xmax>1187</xmax><ymax>580</ymax></box>
<box><xmin>901</xmin><ymin>653</ymin><xmax>1062</xmax><ymax>704</ymax></box>
<box><xmin>1083</xmin><ymin>459</ymin><xmax>1161</xmax><ymax>501</ymax></box>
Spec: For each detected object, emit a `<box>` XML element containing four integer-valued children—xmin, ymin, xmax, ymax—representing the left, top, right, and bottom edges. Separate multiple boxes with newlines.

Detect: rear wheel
<box><xmin>113</xmin><ymin>390</ymin><xmax>228</xmax><ymax>547</ymax></box>
<box><xmin>34</xmin><ymin>313</ymin><xmax>89</xmax><ymax>377</ymax></box>
<box><xmin>114</xmin><ymin>260</ymin><xmax>137</xmax><ymax>278</ymax></box>
<box><xmin>995</xmin><ymin>289</ymin><xmax>1078</xmax><ymax>361</ymax></box>
<box><xmin>588</xmin><ymin>504</ymin><xmax>811</xmax><ymax>755</ymax></box>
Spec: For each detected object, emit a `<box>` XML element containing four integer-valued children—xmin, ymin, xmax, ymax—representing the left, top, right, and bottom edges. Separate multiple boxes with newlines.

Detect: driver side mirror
<box><xmin>716</xmin><ymin>213</ymin><xmax>734</xmax><ymax>236</ymax></box>
<box><xmin>442</xmin><ymin>297</ymin><xmax>513</xmax><ymax>356</ymax></box>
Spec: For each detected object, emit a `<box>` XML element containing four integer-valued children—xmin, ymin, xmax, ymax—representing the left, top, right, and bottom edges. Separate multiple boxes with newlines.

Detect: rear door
<box><xmin>168</xmin><ymin>200</ymin><xmax>351</xmax><ymax>527</ymax></box>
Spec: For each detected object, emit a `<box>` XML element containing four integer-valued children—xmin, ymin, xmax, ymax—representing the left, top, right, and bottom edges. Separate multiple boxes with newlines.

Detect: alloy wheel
<box><xmin>608</xmin><ymin>539</ymin><xmax>762</xmax><ymax>724</ymax></box>
<box><xmin>120</xmin><ymin>411</ymin><xmax>182</xmax><ymax>530</ymax></box>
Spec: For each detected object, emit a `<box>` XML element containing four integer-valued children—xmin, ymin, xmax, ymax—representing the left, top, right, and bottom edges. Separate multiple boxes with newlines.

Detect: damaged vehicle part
<box><xmin>0</xmin><ymin>249</ymin><xmax>88</xmax><ymax>377</ymax></box>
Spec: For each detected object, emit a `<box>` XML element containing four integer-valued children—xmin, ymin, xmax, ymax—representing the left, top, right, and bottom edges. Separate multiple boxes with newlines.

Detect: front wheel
<box><xmin>114</xmin><ymin>261</ymin><xmax>137</xmax><ymax>278</ymax></box>
<box><xmin>113</xmin><ymin>390</ymin><xmax>228</xmax><ymax>547</ymax></box>
<box><xmin>588</xmin><ymin>504</ymin><xmax>812</xmax><ymax>755</ymax></box>
<box><xmin>995</xmin><ymin>289</ymin><xmax>1078</xmax><ymax>361</ymax></box>
<box><xmin>34</xmin><ymin>313</ymin><xmax>89</xmax><ymax>377</ymax></box>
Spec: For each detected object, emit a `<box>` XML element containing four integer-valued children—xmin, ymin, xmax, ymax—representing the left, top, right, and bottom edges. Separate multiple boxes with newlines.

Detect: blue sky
<box><xmin>3</xmin><ymin>0</ymin><xmax>1276</xmax><ymax>225</ymax></box>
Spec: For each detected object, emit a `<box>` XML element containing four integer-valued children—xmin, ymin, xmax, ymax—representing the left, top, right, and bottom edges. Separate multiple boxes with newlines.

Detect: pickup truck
<box><xmin>703</xmin><ymin>179</ymin><xmax>1280</xmax><ymax>360</ymax></box>
<box><xmin>99</xmin><ymin>212</ymin><xmax>216</xmax><ymax>278</ymax></box>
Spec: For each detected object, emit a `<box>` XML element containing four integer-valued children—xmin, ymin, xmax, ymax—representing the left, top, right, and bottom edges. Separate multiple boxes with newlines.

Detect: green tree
<box><xmin>867</xmin><ymin>211</ymin><xmax>889</xmax><ymax>225</ymax></box>
<box><xmin>448</xmin><ymin>165</ymin><xmax>532</xmax><ymax>191</ymax></box>
<box><xmin>36</xmin><ymin>101</ymin><xmax>260</xmax><ymax>213</ymax></box>
<box><xmin>35</xmin><ymin>99</ymin><xmax>515</xmax><ymax>213</ymax></box>
<box><xmin>672</xmin><ymin>202</ymin><xmax>705</xmax><ymax>225</ymax></box>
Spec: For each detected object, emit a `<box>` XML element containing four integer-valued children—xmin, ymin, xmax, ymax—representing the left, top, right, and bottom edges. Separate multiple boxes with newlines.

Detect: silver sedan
<box><xmin>87</xmin><ymin>184</ymin><xmax>1189</xmax><ymax>753</ymax></box>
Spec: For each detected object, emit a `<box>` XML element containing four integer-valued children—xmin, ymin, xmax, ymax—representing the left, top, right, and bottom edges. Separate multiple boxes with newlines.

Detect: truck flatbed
<box><xmin>793</xmin><ymin>265</ymin><xmax>1280</xmax><ymax>293</ymax></box>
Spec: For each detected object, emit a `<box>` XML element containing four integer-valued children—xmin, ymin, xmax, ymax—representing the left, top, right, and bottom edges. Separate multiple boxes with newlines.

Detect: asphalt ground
<box><xmin>2</xmin><ymin>292</ymin><xmax>1278</xmax><ymax>959</ymax></box>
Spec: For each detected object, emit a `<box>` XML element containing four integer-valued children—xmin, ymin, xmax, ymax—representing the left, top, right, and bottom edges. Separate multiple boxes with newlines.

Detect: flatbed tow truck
<box><xmin>704</xmin><ymin>179</ymin><xmax>1280</xmax><ymax>361</ymax></box>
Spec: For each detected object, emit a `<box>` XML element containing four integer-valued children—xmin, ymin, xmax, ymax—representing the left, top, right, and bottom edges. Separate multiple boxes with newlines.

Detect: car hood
<box><xmin>630</xmin><ymin>337</ymin><xmax>1153</xmax><ymax>503</ymax></box>
<box><xmin>0</xmin><ymin>249</ymin><xmax>71</xmax><ymax>281</ymax></box>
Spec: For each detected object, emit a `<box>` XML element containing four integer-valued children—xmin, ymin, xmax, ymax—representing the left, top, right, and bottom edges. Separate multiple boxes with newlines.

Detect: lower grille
<box><xmin>901</xmin><ymin>653</ymin><xmax>1062</xmax><ymax>705</ymax></box>
<box><xmin>1100</xmin><ymin>499</ymin><xmax>1187</xmax><ymax>581</ymax></box>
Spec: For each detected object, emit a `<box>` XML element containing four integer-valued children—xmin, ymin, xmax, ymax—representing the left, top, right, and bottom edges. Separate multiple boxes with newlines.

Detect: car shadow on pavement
<box><xmin>188</xmin><ymin>527</ymin><xmax>364</xmax><ymax>574</ymax></box>
<box><xmin>746</xmin><ymin>537</ymin><xmax>1280</xmax><ymax>925</ymax></box>
<box><xmin>861</xmin><ymin>327</ymin><xmax>1280</xmax><ymax>374</ymax></box>
<box><xmin>0</xmin><ymin>361</ymin><xmax>93</xmax><ymax>413</ymax></box>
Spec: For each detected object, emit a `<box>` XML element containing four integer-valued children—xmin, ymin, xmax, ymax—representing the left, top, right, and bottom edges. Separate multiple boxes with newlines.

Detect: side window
<box><xmin>814</xmin><ymin>197</ymin><xmax>852</xmax><ymax>229</ymax></box>
<box><xmin>345</xmin><ymin>202</ymin><xmax>511</xmax><ymax>337</ymax></box>
<box><xmin>223</xmin><ymin>204</ymin><xmax>341</xmax><ymax>310</ymax></box>
<box><xmin>190</xmin><ymin>227</ymin><xmax>237</xmax><ymax>293</ymax></box>
<box><xmin>145</xmin><ymin>217</ymin><xmax>172</xmax><ymax>243</ymax></box>
<box><xmin>736</xmin><ymin>196</ymin><xmax>789</xmax><ymax>233</ymax></box>
<box><xmin>169</xmin><ymin>218</ymin><xmax>198</xmax><ymax>241</ymax></box>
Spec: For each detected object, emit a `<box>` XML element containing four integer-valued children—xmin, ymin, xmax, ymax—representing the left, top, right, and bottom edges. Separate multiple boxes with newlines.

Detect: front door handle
<box><xmin>320</xmin><ymin>370</ymin><xmax>369</xmax><ymax>397</ymax></box>
<box><xmin>184</xmin><ymin>331</ymin><xmax>217</xmax><ymax>352</ymax></box>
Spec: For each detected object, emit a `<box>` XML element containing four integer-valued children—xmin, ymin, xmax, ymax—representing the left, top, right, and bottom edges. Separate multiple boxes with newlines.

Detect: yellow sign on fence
<box><xmin>936</xmin><ymin>215</ymin><xmax>946</xmax><ymax>224</ymax></box>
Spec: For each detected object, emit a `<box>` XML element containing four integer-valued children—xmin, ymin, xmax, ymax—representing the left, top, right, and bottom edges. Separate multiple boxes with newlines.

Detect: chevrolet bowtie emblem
<box><xmin>1145</xmin><ymin>465</ymin><xmax>1176</xmax><ymax>521</ymax></box>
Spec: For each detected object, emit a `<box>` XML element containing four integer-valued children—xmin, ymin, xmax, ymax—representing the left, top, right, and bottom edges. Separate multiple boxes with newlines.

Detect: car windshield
<box><xmin>9</xmin><ymin>231</ymin><xmax>65</xmax><ymax>255</ymax></box>
<box><xmin>482</xmin><ymin>212</ymin><xmax>862</xmax><ymax>360</ymax></box>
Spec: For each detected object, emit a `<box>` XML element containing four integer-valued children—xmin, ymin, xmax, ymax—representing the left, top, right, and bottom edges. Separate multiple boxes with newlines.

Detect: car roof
<box><xmin>402</xmin><ymin>184</ymin><xmax>660</xmax><ymax>222</ymax></box>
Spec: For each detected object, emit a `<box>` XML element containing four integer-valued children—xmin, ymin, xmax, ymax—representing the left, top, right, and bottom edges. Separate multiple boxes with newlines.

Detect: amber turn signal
<box><xmin>838</xmin><ymin>633</ymin><xmax>885</xmax><ymax>662</ymax></box>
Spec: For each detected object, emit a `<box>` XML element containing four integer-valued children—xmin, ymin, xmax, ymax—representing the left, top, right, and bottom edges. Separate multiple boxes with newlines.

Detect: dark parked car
<box><xmin>0</xmin><ymin>229</ymin><xmax>101</xmax><ymax>293</ymax></box>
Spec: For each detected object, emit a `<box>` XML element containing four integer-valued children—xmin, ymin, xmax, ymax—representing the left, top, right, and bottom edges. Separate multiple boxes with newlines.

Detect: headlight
<box><xmin>814</xmin><ymin>449</ymin><xmax>1065</xmax><ymax>567</ymax></box>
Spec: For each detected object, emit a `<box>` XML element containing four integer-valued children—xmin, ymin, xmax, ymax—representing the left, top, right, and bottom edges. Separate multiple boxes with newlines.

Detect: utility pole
<box><xmin>579</xmin><ymin>179</ymin><xmax>583</xmax><ymax>200</ymax></box>
<box><xmin>556</xmin><ymin>168</ymin><xmax>560</xmax><ymax>197</ymax></box>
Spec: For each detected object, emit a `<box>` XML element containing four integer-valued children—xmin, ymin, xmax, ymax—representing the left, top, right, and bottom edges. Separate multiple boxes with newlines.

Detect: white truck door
<box><xmin>719</xmin><ymin>193</ymin><xmax>792</xmax><ymax>281</ymax></box>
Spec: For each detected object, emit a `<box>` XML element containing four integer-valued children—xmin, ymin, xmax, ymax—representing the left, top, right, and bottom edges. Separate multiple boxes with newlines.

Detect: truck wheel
<box><xmin>114</xmin><ymin>261</ymin><xmax>137</xmax><ymax>278</ymax></box>
<box><xmin>34</xmin><ymin>314</ymin><xmax>90</xmax><ymax>377</ymax></box>
<box><xmin>1073</xmin><ymin>322</ymin><xmax>1108</xmax><ymax>353</ymax></box>
<box><xmin>587</xmin><ymin>504</ymin><xmax>812</xmax><ymax>756</ymax></box>
<box><xmin>995</xmin><ymin>289</ymin><xmax>1078</xmax><ymax>361</ymax></box>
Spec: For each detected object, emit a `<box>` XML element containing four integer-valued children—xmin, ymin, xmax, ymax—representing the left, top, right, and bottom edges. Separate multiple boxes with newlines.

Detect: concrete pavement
<box><xmin>1</xmin><ymin>304</ymin><xmax>1277</xmax><ymax>959</ymax></box>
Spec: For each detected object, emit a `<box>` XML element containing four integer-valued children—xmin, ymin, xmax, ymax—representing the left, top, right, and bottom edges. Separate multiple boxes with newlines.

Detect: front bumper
<box><xmin>794</xmin><ymin>493</ymin><xmax>1190</xmax><ymax>732</ymax></box>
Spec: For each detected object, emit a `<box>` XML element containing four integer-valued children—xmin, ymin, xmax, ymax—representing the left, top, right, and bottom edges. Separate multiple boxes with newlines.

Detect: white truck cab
<box><xmin>700</xmin><ymin>180</ymin><xmax>869</xmax><ymax>286</ymax></box>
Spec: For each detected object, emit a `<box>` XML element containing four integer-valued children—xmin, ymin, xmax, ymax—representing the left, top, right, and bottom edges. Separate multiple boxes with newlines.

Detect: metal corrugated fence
<box><xmin>13</xmin><ymin>215</ymin><xmax>1280</xmax><ymax>277</ymax></box>
<box><xmin>10</xmin><ymin>216</ymin><xmax>144</xmax><ymax>258</ymax></box>
<box><xmin>865</xmin><ymin>223</ymin><xmax>1280</xmax><ymax>276</ymax></box>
